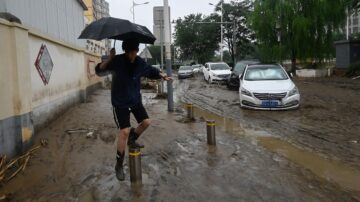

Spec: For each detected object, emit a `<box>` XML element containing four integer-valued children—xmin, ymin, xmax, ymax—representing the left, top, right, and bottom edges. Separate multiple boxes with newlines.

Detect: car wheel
<box><xmin>226</xmin><ymin>83</ymin><xmax>231</xmax><ymax>89</ymax></box>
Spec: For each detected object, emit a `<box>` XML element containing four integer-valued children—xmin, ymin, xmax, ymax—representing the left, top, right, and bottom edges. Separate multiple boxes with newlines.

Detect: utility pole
<box><xmin>160</xmin><ymin>15</ymin><xmax>164</xmax><ymax>71</ymax></box>
<box><xmin>209</xmin><ymin>2</ymin><xmax>224</xmax><ymax>61</ymax></box>
<box><xmin>160</xmin><ymin>13</ymin><xmax>165</xmax><ymax>93</ymax></box>
<box><xmin>220</xmin><ymin>2</ymin><xmax>223</xmax><ymax>62</ymax></box>
<box><xmin>163</xmin><ymin>0</ymin><xmax>174</xmax><ymax>112</ymax></box>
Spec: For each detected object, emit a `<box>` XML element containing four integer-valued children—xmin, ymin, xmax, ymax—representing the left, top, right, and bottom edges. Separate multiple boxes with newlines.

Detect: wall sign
<box><xmin>87</xmin><ymin>60</ymin><xmax>96</xmax><ymax>79</ymax></box>
<box><xmin>34</xmin><ymin>44</ymin><xmax>54</xmax><ymax>85</ymax></box>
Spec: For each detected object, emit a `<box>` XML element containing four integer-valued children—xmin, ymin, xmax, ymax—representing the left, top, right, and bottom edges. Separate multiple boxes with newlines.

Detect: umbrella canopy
<box><xmin>78</xmin><ymin>17</ymin><xmax>156</xmax><ymax>44</ymax></box>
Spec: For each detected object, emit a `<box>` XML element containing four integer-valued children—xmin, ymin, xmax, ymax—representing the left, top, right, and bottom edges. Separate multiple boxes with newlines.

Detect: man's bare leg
<box><xmin>135</xmin><ymin>119</ymin><xmax>151</xmax><ymax>136</ymax></box>
<box><xmin>115</xmin><ymin>128</ymin><xmax>130</xmax><ymax>181</ymax></box>
<box><xmin>128</xmin><ymin>119</ymin><xmax>151</xmax><ymax>148</ymax></box>
<box><xmin>118</xmin><ymin>128</ymin><xmax>130</xmax><ymax>153</ymax></box>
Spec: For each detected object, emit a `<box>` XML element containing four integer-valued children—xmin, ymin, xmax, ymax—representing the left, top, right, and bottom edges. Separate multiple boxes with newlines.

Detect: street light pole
<box><xmin>163</xmin><ymin>0</ymin><xmax>174</xmax><ymax>112</ymax></box>
<box><xmin>209</xmin><ymin>2</ymin><xmax>224</xmax><ymax>61</ymax></box>
<box><xmin>131</xmin><ymin>1</ymin><xmax>149</xmax><ymax>23</ymax></box>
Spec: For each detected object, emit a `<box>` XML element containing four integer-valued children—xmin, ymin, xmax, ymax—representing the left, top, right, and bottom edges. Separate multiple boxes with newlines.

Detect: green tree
<box><xmin>251</xmin><ymin>0</ymin><xmax>347</xmax><ymax>72</ymax></box>
<box><xmin>174</xmin><ymin>14</ymin><xmax>220</xmax><ymax>64</ymax></box>
<box><xmin>146</xmin><ymin>45</ymin><xmax>175</xmax><ymax>66</ymax></box>
<box><xmin>347</xmin><ymin>0</ymin><xmax>360</xmax><ymax>11</ymax></box>
<box><xmin>214</xmin><ymin>0</ymin><xmax>255</xmax><ymax>63</ymax></box>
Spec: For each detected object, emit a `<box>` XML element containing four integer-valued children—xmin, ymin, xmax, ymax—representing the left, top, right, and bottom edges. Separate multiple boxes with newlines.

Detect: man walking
<box><xmin>96</xmin><ymin>39</ymin><xmax>171</xmax><ymax>181</ymax></box>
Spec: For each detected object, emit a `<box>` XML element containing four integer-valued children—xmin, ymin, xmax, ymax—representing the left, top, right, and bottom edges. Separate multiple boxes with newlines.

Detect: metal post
<box><xmin>164</xmin><ymin>0</ymin><xmax>174</xmax><ymax>112</ymax></box>
<box><xmin>132</xmin><ymin>1</ymin><xmax>135</xmax><ymax>22</ymax></box>
<box><xmin>157</xmin><ymin>81</ymin><xmax>164</xmax><ymax>94</ymax></box>
<box><xmin>186</xmin><ymin>103</ymin><xmax>194</xmax><ymax>120</ymax></box>
<box><xmin>160</xmin><ymin>16</ymin><xmax>165</xmax><ymax>94</ymax></box>
<box><xmin>206</xmin><ymin>120</ymin><xmax>216</xmax><ymax>145</ymax></box>
<box><xmin>128</xmin><ymin>147</ymin><xmax>142</xmax><ymax>184</ymax></box>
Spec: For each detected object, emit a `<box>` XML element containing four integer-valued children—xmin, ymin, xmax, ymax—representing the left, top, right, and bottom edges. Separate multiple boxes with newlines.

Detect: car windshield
<box><xmin>179</xmin><ymin>66</ymin><xmax>193</xmax><ymax>71</ymax></box>
<box><xmin>210</xmin><ymin>64</ymin><xmax>230</xmax><ymax>70</ymax></box>
<box><xmin>234</xmin><ymin>61</ymin><xmax>259</xmax><ymax>73</ymax></box>
<box><xmin>245</xmin><ymin>66</ymin><xmax>288</xmax><ymax>81</ymax></box>
<box><xmin>192</xmin><ymin>65</ymin><xmax>201</xmax><ymax>68</ymax></box>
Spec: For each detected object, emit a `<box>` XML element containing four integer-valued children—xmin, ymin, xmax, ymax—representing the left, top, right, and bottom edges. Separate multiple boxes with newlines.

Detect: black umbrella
<box><xmin>78</xmin><ymin>17</ymin><xmax>156</xmax><ymax>44</ymax></box>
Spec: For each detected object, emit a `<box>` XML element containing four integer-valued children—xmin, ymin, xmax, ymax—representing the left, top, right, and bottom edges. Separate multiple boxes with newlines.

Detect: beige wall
<box><xmin>0</xmin><ymin>19</ymin><xmax>102</xmax><ymax>118</ymax></box>
<box><xmin>0</xmin><ymin>20</ymin><xmax>32</xmax><ymax>120</ymax></box>
<box><xmin>0</xmin><ymin>19</ymin><xmax>102</xmax><ymax>156</ymax></box>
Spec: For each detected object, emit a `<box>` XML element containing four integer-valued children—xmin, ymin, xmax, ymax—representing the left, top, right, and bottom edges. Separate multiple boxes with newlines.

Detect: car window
<box><xmin>179</xmin><ymin>66</ymin><xmax>193</xmax><ymax>71</ymax></box>
<box><xmin>245</xmin><ymin>66</ymin><xmax>288</xmax><ymax>81</ymax></box>
<box><xmin>234</xmin><ymin>63</ymin><xmax>246</xmax><ymax>73</ymax></box>
<box><xmin>210</xmin><ymin>64</ymin><xmax>230</xmax><ymax>70</ymax></box>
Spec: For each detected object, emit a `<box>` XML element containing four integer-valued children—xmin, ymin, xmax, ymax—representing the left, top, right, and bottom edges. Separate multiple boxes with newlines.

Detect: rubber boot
<box><xmin>115</xmin><ymin>151</ymin><xmax>125</xmax><ymax>181</ymax></box>
<box><xmin>127</xmin><ymin>128</ymin><xmax>144</xmax><ymax>148</ymax></box>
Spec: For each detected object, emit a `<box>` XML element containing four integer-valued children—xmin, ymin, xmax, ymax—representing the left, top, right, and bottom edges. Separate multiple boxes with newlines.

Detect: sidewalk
<box><xmin>0</xmin><ymin>89</ymin><xmax>355</xmax><ymax>201</ymax></box>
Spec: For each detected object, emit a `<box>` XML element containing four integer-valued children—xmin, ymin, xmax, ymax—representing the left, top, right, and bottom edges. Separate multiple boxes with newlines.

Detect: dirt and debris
<box><xmin>0</xmin><ymin>77</ymin><xmax>358</xmax><ymax>201</ymax></box>
<box><xmin>0</xmin><ymin>145</ymin><xmax>42</xmax><ymax>186</ymax></box>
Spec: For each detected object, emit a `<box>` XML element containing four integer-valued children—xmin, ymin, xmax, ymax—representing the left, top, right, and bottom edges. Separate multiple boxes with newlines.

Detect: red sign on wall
<box><xmin>34</xmin><ymin>44</ymin><xmax>54</xmax><ymax>85</ymax></box>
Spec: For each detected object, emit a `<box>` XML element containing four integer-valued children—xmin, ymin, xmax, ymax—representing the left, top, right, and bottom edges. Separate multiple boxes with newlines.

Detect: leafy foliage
<box><xmin>250</xmin><ymin>0</ymin><xmax>347</xmax><ymax>71</ymax></box>
<box><xmin>346</xmin><ymin>61</ymin><xmax>360</xmax><ymax>77</ymax></box>
<box><xmin>174</xmin><ymin>14</ymin><xmax>220</xmax><ymax>64</ymax></box>
<box><xmin>214</xmin><ymin>0</ymin><xmax>255</xmax><ymax>63</ymax></box>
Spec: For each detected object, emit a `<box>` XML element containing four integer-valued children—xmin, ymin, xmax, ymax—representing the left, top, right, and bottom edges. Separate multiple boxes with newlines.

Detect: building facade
<box><xmin>153</xmin><ymin>6</ymin><xmax>171</xmax><ymax>46</ymax></box>
<box><xmin>347</xmin><ymin>12</ymin><xmax>359</xmax><ymax>35</ymax></box>
<box><xmin>84</xmin><ymin>0</ymin><xmax>111</xmax><ymax>55</ymax></box>
<box><xmin>0</xmin><ymin>0</ymin><xmax>103</xmax><ymax>158</ymax></box>
<box><xmin>0</xmin><ymin>0</ymin><xmax>87</xmax><ymax>47</ymax></box>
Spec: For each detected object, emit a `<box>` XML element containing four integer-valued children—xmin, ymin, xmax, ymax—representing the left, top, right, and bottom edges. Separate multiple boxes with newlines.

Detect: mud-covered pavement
<box><xmin>0</xmin><ymin>77</ymin><xmax>359</xmax><ymax>201</ymax></box>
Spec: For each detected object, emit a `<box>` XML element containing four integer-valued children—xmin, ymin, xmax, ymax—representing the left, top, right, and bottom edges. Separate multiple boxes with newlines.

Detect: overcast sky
<box><xmin>108</xmin><ymin>0</ymin><xmax>222</xmax><ymax>28</ymax></box>
<box><xmin>108</xmin><ymin>0</ymin><xmax>223</xmax><ymax>51</ymax></box>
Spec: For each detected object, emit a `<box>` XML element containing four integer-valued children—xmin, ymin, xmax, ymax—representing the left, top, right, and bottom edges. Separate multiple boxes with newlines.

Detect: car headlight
<box><xmin>288</xmin><ymin>87</ymin><xmax>299</xmax><ymax>97</ymax></box>
<box><xmin>241</xmin><ymin>87</ymin><xmax>252</xmax><ymax>97</ymax></box>
<box><xmin>212</xmin><ymin>72</ymin><xmax>218</xmax><ymax>77</ymax></box>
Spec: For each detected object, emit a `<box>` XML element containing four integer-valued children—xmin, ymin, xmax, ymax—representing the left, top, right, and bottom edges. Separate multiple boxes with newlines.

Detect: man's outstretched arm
<box><xmin>144</xmin><ymin>64</ymin><xmax>172</xmax><ymax>81</ymax></box>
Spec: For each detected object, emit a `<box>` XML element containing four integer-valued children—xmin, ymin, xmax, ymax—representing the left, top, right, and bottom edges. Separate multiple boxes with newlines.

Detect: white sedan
<box><xmin>203</xmin><ymin>62</ymin><xmax>232</xmax><ymax>83</ymax></box>
<box><xmin>239</xmin><ymin>64</ymin><xmax>300</xmax><ymax>110</ymax></box>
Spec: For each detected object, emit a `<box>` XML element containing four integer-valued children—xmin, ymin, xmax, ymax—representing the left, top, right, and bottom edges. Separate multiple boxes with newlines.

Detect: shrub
<box><xmin>346</xmin><ymin>61</ymin><xmax>360</xmax><ymax>77</ymax></box>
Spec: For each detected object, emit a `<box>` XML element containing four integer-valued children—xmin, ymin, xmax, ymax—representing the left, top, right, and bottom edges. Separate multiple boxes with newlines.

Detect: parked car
<box><xmin>191</xmin><ymin>64</ymin><xmax>203</xmax><ymax>73</ymax></box>
<box><xmin>203</xmin><ymin>62</ymin><xmax>232</xmax><ymax>83</ymax></box>
<box><xmin>239</xmin><ymin>64</ymin><xmax>300</xmax><ymax>110</ymax></box>
<box><xmin>227</xmin><ymin>60</ymin><xmax>260</xmax><ymax>89</ymax></box>
<box><xmin>178</xmin><ymin>66</ymin><xmax>194</xmax><ymax>79</ymax></box>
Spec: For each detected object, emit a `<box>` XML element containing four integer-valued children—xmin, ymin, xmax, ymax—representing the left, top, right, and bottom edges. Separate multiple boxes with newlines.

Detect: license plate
<box><xmin>261</xmin><ymin>100</ymin><xmax>279</xmax><ymax>107</ymax></box>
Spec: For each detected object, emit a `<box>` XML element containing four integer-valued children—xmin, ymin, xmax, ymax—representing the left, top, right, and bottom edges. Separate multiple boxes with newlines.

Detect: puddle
<box><xmin>182</xmin><ymin>103</ymin><xmax>360</xmax><ymax>192</ymax></box>
<box><xmin>258</xmin><ymin>137</ymin><xmax>360</xmax><ymax>192</ymax></box>
<box><xmin>142</xmin><ymin>92</ymin><xmax>159</xmax><ymax>105</ymax></box>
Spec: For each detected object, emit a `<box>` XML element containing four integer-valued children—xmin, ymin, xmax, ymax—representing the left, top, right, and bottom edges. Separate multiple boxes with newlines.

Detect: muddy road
<box><xmin>178</xmin><ymin>75</ymin><xmax>360</xmax><ymax>196</ymax></box>
<box><xmin>0</xmin><ymin>77</ymin><xmax>359</xmax><ymax>201</ymax></box>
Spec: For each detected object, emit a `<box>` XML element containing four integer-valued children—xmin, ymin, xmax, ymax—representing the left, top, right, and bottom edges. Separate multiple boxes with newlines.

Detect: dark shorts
<box><xmin>112</xmin><ymin>103</ymin><xmax>149</xmax><ymax>129</ymax></box>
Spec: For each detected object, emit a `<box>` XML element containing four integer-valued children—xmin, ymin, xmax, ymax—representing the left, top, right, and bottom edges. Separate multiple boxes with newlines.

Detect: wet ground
<box><xmin>0</xmin><ymin>76</ymin><xmax>359</xmax><ymax>201</ymax></box>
